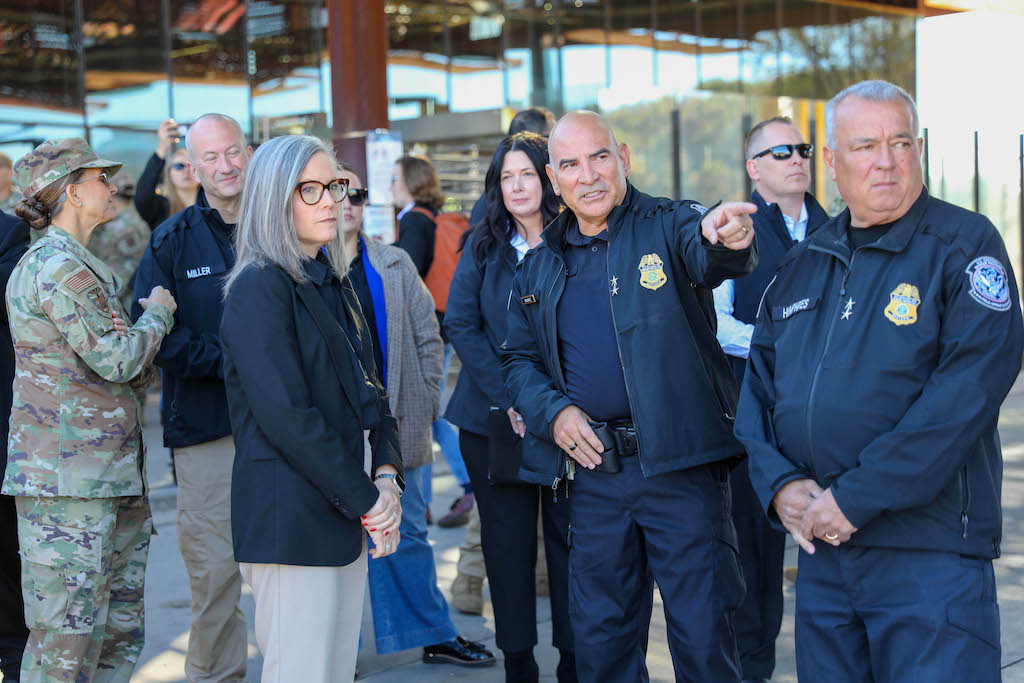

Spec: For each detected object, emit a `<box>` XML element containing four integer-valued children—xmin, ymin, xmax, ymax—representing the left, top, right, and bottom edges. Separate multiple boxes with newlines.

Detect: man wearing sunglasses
<box><xmin>132</xmin><ymin>113</ymin><xmax>253</xmax><ymax>683</ymax></box>
<box><xmin>712</xmin><ymin>116</ymin><xmax>829</xmax><ymax>683</ymax></box>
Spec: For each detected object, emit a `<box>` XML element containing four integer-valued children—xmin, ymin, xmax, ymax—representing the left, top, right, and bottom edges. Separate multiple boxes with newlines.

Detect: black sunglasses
<box><xmin>171</xmin><ymin>162</ymin><xmax>187</xmax><ymax>171</ymax></box>
<box><xmin>752</xmin><ymin>143</ymin><xmax>814</xmax><ymax>161</ymax></box>
<box><xmin>344</xmin><ymin>188</ymin><xmax>369</xmax><ymax>206</ymax></box>
<box><xmin>295</xmin><ymin>178</ymin><xmax>350</xmax><ymax>205</ymax></box>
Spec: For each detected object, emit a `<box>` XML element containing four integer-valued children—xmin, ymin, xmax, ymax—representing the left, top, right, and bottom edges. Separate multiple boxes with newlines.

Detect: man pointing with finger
<box><xmin>503</xmin><ymin>110</ymin><xmax>757</xmax><ymax>682</ymax></box>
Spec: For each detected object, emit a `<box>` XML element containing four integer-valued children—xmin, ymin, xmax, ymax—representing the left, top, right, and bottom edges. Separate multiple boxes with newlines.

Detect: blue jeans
<box><xmin>366</xmin><ymin>465</ymin><xmax>459</xmax><ymax>653</ymax></box>
<box><xmin>431</xmin><ymin>343</ymin><xmax>470</xmax><ymax>498</ymax></box>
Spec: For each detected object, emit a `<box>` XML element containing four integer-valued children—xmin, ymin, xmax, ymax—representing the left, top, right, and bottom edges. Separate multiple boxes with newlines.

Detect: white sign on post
<box><xmin>364</xmin><ymin>129</ymin><xmax>403</xmax><ymax>243</ymax></box>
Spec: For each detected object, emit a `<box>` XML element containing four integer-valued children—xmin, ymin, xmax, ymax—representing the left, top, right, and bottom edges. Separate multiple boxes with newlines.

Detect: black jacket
<box><xmin>134</xmin><ymin>152</ymin><xmax>170</xmax><ymax>230</ymax></box>
<box><xmin>221</xmin><ymin>261</ymin><xmax>403</xmax><ymax>567</ymax></box>
<box><xmin>0</xmin><ymin>212</ymin><xmax>29</xmax><ymax>468</ymax></box>
<box><xmin>446</xmin><ymin>229</ymin><xmax>526</xmax><ymax>435</ymax></box>
<box><xmin>131</xmin><ymin>188</ymin><xmax>234</xmax><ymax>448</ymax></box>
<box><xmin>729</xmin><ymin>191</ymin><xmax>829</xmax><ymax>384</ymax></box>
<box><xmin>395</xmin><ymin>205</ymin><xmax>436</xmax><ymax>277</ymax></box>
<box><xmin>733</xmin><ymin>191</ymin><xmax>829</xmax><ymax>326</ymax></box>
<box><xmin>735</xmin><ymin>189</ymin><xmax>1024</xmax><ymax>558</ymax></box>
<box><xmin>503</xmin><ymin>185</ymin><xmax>758</xmax><ymax>486</ymax></box>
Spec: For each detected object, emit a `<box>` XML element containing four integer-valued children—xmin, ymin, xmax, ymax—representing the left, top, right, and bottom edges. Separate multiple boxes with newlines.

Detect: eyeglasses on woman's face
<box><xmin>295</xmin><ymin>177</ymin><xmax>350</xmax><ymax>206</ymax></box>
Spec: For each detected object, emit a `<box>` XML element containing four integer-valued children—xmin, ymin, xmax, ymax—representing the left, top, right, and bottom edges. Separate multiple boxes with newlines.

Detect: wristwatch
<box><xmin>374</xmin><ymin>473</ymin><xmax>402</xmax><ymax>496</ymax></box>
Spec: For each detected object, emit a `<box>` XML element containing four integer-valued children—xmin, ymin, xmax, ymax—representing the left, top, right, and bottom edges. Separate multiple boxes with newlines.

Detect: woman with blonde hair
<box><xmin>220</xmin><ymin>134</ymin><xmax>404</xmax><ymax>681</ymax></box>
<box><xmin>134</xmin><ymin>119</ymin><xmax>198</xmax><ymax>228</ymax></box>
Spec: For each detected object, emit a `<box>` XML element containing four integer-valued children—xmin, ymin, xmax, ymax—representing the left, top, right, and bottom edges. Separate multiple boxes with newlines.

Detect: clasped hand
<box><xmin>363</xmin><ymin>477</ymin><xmax>402</xmax><ymax>559</ymax></box>
<box><xmin>771</xmin><ymin>479</ymin><xmax>857</xmax><ymax>554</ymax></box>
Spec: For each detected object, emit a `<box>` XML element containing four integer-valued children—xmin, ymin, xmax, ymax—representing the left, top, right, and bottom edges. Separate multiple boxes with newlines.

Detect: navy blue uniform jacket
<box><xmin>132</xmin><ymin>188</ymin><xmax>234</xmax><ymax>448</ymax></box>
<box><xmin>0</xmin><ymin>212</ymin><xmax>29</xmax><ymax>469</ymax></box>
<box><xmin>735</xmin><ymin>189</ymin><xmax>1024</xmax><ymax>559</ymax></box>
<box><xmin>502</xmin><ymin>185</ymin><xmax>758</xmax><ymax>486</ymax></box>
<box><xmin>220</xmin><ymin>263</ymin><xmax>403</xmax><ymax>567</ymax></box>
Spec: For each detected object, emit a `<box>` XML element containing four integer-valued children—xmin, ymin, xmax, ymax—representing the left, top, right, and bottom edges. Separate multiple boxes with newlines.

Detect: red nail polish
<box><xmin>361</xmin><ymin>515</ymin><xmax>366</xmax><ymax>519</ymax></box>
<box><xmin>370</xmin><ymin>528</ymin><xmax>376</xmax><ymax>532</ymax></box>
<box><xmin>384</xmin><ymin>531</ymin><xmax>389</xmax><ymax>536</ymax></box>
<box><xmin>362</xmin><ymin>522</ymin><xmax>367</xmax><ymax>526</ymax></box>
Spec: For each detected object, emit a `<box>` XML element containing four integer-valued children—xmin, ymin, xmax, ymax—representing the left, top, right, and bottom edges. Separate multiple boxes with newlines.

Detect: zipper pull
<box><xmin>551</xmin><ymin>477</ymin><xmax>560</xmax><ymax>503</ymax></box>
<box><xmin>961</xmin><ymin>512</ymin><xmax>969</xmax><ymax>540</ymax></box>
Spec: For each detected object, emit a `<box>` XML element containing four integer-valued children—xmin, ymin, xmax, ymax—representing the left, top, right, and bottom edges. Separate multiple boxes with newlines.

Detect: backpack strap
<box><xmin>410</xmin><ymin>206</ymin><xmax>436</xmax><ymax>221</ymax></box>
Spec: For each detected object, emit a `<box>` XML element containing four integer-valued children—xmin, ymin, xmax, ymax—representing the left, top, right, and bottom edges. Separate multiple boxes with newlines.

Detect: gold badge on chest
<box><xmin>638</xmin><ymin>253</ymin><xmax>667</xmax><ymax>291</ymax></box>
<box><xmin>884</xmin><ymin>283</ymin><xmax>920</xmax><ymax>326</ymax></box>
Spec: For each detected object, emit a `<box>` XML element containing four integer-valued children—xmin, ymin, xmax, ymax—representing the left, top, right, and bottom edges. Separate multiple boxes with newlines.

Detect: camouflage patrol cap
<box><xmin>13</xmin><ymin>138</ymin><xmax>122</xmax><ymax>199</ymax></box>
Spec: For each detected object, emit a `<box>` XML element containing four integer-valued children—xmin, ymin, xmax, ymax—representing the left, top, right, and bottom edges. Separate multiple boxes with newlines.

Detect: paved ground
<box><xmin>130</xmin><ymin>374</ymin><xmax>1024</xmax><ymax>682</ymax></box>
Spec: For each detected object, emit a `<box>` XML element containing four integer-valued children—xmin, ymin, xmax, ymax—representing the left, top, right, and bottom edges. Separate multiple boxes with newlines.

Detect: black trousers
<box><xmin>568</xmin><ymin>456</ymin><xmax>744</xmax><ymax>683</ymax></box>
<box><xmin>0</xmin><ymin>493</ymin><xmax>27</xmax><ymax>677</ymax></box>
<box><xmin>730</xmin><ymin>458</ymin><xmax>785</xmax><ymax>680</ymax></box>
<box><xmin>460</xmin><ymin>430</ymin><xmax>573</xmax><ymax>655</ymax></box>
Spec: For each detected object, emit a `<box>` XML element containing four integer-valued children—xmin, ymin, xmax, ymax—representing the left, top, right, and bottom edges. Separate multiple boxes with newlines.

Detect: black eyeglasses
<box><xmin>344</xmin><ymin>188</ymin><xmax>369</xmax><ymax>206</ymax></box>
<box><xmin>295</xmin><ymin>178</ymin><xmax>350</xmax><ymax>205</ymax></box>
<box><xmin>751</xmin><ymin>143</ymin><xmax>814</xmax><ymax>161</ymax></box>
<box><xmin>170</xmin><ymin>162</ymin><xmax>187</xmax><ymax>171</ymax></box>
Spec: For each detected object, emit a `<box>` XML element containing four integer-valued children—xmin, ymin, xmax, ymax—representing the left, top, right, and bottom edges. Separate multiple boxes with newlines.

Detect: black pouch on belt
<box><xmin>588</xmin><ymin>421</ymin><xmax>621</xmax><ymax>474</ymax></box>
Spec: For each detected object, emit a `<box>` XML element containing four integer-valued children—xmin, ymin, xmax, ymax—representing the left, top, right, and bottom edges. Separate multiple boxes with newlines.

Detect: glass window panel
<box><xmin>0</xmin><ymin>0</ymin><xmax>86</xmax><ymax>147</ymax></box>
<box><xmin>448</xmin><ymin>0</ymin><xmax>504</xmax><ymax>112</ymax></box>
<box><xmin>387</xmin><ymin>1</ymin><xmax>449</xmax><ymax>118</ymax></box>
<box><xmin>503</xmin><ymin>2</ymin><xmax>558</xmax><ymax>112</ymax></box>
<box><xmin>607</xmin><ymin>0</ymin><xmax>653</xmax><ymax>93</ymax></box>
<box><xmin>248</xmin><ymin>0</ymin><xmax>328</xmax><ymax>131</ymax></box>
<box><xmin>168</xmin><ymin>0</ymin><xmax>250</xmax><ymax>135</ymax></box>
<box><xmin>82</xmin><ymin>0</ymin><xmax>170</xmax><ymax>168</ymax></box>
<box><xmin>559</xmin><ymin>0</ymin><xmax>607</xmax><ymax>111</ymax></box>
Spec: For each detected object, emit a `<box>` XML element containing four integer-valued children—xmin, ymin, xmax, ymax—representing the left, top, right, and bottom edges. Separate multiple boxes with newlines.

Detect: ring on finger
<box><xmin>569</xmin><ymin>443</ymin><xmax>578</xmax><ymax>451</ymax></box>
<box><xmin>824</xmin><ymin>532</ymin><xmax>839</xmax><ymax>540</ymax></box>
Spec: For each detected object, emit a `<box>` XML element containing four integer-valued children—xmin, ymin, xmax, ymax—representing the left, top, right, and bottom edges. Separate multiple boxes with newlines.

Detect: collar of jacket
<box><xmin>194</xmin><ymin>186</ymin><xmax>233</xmax><ymax>236</ymax></box>
<box><xmin>39</xmin><ymin>226</ymin><xmax>118</xmax><ymax>286</ymax></box>
<box><xmin>539</xmin><ymin>183</ymin><xmax>651</xmax><ymax>258</ymax></box>
<box><xmin>794</xmin><ymin>186</ymin><xmax>930</xmax><ymax>268</ymax></box>
<box><xmin>751</xmin><ymin>190</ymin><xmax>828</xmax><ymax>239</ymax></box>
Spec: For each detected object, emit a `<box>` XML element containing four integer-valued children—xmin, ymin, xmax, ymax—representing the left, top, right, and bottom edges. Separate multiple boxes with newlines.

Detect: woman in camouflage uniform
<box><xmin>5</xmin><ymin>138</ymin><xmax>177</xmax><ymax>682</ymax></box>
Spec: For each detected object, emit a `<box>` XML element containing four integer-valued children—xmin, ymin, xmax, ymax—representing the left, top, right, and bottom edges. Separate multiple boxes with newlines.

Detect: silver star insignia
<box><xmin>610</xmin><ymin>276</ymin><xmax>619</xmax><ymax>296</ymax></box>
<box><xmin>841</xmin><ymin>298</ymin><xmax>855</xmax><ymax>320</ymax></box>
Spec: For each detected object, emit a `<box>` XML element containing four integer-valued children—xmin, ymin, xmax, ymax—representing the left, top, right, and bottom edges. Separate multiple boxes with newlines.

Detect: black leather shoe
<box><xmin>422</xmin><ymin>637</ymin><xmax>497</xmax><ymax>667</ymax></box>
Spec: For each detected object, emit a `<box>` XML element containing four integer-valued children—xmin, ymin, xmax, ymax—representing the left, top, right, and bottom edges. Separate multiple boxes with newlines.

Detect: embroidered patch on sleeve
<box><xmin>64</xmin><ymin>268</ymin><xmax>98</xmax><ymax>294</ymax></box>
<box><xmin>966</xmin><ymin>256</ymin><xmax>1011</xmax><ymax>312</ymax></box>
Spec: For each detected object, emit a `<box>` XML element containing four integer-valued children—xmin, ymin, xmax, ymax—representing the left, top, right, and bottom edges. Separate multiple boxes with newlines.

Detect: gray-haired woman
<box><xmin>219</xmin><ymin>134</ymin><xmax>404</xmax><ymax>682</ymax></box>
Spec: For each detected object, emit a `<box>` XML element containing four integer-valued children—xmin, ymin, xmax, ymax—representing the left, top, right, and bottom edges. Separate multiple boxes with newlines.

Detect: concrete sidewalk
<box><xmin>132</xmin><ymin>375</ymin><xmax>1024</xmax><ymax>682</ymax></box>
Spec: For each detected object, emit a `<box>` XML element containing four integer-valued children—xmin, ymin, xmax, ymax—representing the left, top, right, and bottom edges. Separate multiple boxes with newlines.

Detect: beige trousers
<box><xmin>240</xmin><ymin>546</ymin><xmax>367</xmax><ymax>683</ymax></box>
<box><xmin>175</xmin><ymin>436</ymin><xmax>248</xmax><ymax>682</ymax></box>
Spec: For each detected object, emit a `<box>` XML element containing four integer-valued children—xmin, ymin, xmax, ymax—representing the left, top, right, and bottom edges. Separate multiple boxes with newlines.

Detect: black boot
<box><xmin>556</xmin><ymin>649</ymin><xmax>577</xmax><ymax>683</ymax></box>
<box><xmin>503</xmin><ymin>648</ymin><xmax>539</xmax><ymax>683</ymax></box>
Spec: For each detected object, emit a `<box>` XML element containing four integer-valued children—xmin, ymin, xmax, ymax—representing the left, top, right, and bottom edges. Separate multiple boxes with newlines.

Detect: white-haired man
<box><xmin>736</xmin><ymin>80</ymin><xmax>1023</xmax><ymax>681</ymax></box>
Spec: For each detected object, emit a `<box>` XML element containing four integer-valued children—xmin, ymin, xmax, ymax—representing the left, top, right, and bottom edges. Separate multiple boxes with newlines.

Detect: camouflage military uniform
<box><xmin>88</xmin><ymin>205</ymin><xmax>149</xmax><ymax>312</ymax></box>
<box><xmin>5</xmin><ymin>141</ymin><xmax>173</xmax><ymax>681</ymax></box>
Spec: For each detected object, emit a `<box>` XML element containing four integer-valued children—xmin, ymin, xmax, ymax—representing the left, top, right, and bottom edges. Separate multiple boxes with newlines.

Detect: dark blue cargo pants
<box><xmin>796</xmin><ymin>543</ymin><xmax>1000</xmax><ymax>682</ymax></box>
<box><xmin>568</xmin><ymin>455</ymin><xmax>745</xmax><ymax>683</ymax></box>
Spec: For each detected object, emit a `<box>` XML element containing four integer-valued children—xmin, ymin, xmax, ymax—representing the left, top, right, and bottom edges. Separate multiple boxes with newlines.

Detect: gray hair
<box><xmin>223</xmin><ymin>134</ymin><xmax>347</xmax><ymax>297</ymax></box>
<box><xmin>825</xmin><ymin>80</ymin><xmax>919</xmax><ymax>148</ymax></box>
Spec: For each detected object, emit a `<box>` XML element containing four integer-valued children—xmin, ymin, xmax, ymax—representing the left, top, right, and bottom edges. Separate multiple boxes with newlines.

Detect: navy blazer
<box><xmin>444</xmin><ymin>229</ymin><xmax>519</xmax><ymax>436</ymax></box>
<box><xmin>0</xmin><ymin>212</ymin><xmax>29</xmax><ymax>469</ymax></box>
<box><xmin>221</xmin><ymin>262</ymin><xmax>404</xmax><ymax>567</ymax></box>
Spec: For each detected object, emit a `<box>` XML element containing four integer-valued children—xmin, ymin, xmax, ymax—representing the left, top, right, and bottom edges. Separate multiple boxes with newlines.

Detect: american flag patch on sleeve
<box><xmin>64</xmin><ymin>268</ymin><xmax>98</xmax><ymax>294</ymax></box>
